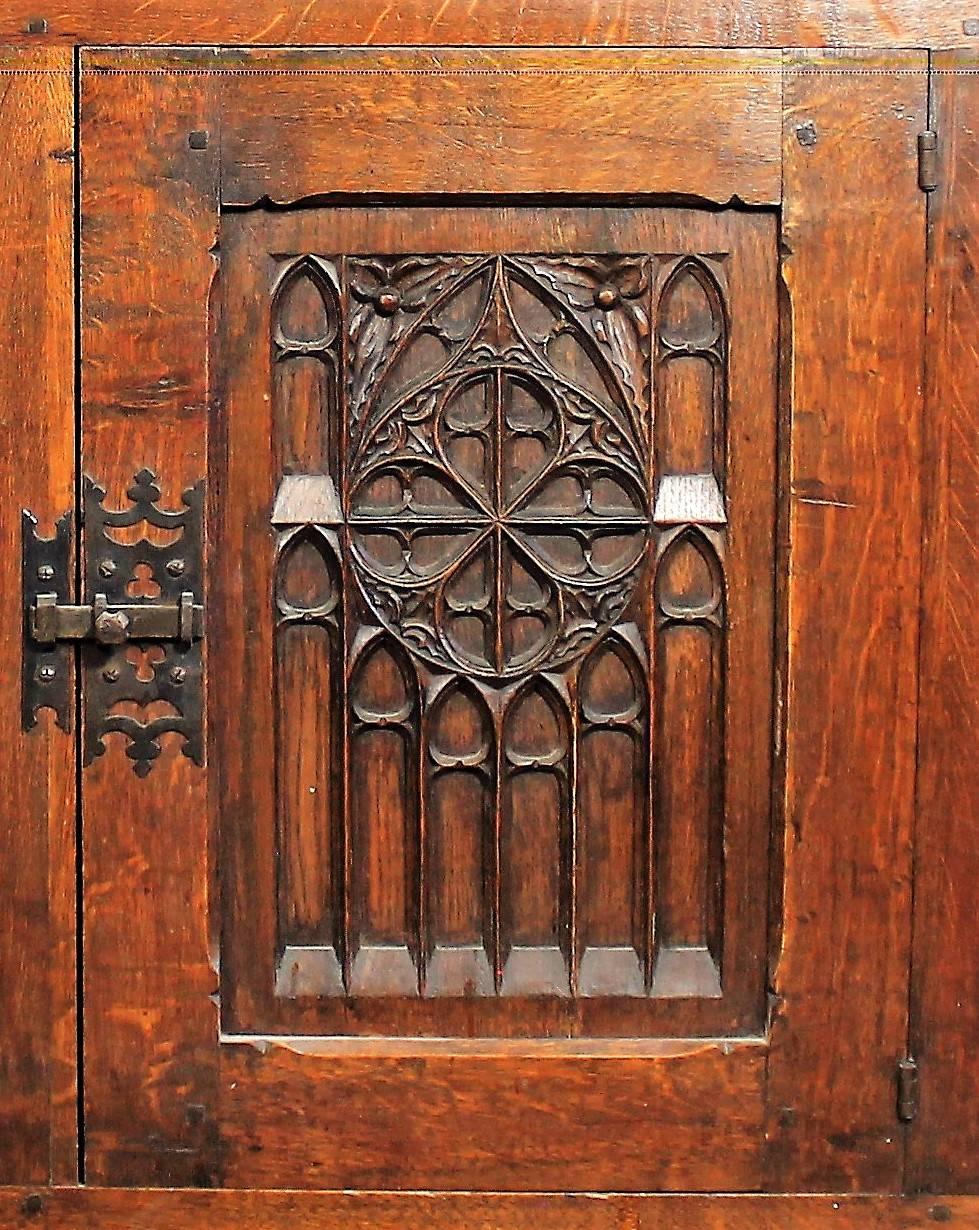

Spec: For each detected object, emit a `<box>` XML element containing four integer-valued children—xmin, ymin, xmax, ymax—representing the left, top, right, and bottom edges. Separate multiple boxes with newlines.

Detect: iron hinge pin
<box><xmin>918</xmin><ymin>131</ymin><xmax>939</xmax><ymax>192</ymax></box>
<box><xmin>897</xmin><ymin>1057</ymin><xmax>920</xmax><ymax>1123</ymax></box>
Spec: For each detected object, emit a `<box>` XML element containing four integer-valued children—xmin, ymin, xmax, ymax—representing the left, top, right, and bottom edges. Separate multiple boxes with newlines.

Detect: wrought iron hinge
<box><xmin>918</xmin><ymin>131</ymin><xmax>939</xmax><ymax>192</ymax></box>
<box><xmin>23</xmin><ymin>469</ymin><xmax>205</xmax><ymax>776</ymax></box>
<box><xmin>897</xmin><ymin>1057</ymin><xmax>920</xmax><ymax>1123</ymax></box>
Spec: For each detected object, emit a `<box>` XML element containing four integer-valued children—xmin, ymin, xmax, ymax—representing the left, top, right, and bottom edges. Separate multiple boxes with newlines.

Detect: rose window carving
<box><xmin>346</xmin><ymin>255</ymin><xmax>652</xmax><ymax>679</ymax></box>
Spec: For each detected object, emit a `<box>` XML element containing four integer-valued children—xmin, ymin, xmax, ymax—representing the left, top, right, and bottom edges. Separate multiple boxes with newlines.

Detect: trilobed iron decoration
<box><xmin>22</xmin><ymin>469</ymin><xmax>205</xmax><ymax>777</ymax></box>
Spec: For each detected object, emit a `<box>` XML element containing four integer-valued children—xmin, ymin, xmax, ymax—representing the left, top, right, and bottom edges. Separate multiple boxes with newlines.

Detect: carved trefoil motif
<box><xmin>265</xmin><ymin>247</ymin><xmax>756</xmax><ymax>1006</ymax></box>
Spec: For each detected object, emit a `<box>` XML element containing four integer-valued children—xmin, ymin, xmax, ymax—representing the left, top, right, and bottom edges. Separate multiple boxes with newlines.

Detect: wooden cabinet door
<box><xmin>77</xmin><ymin>48</ymin><xmax>928</xmax><ymax>1192</ymax></box>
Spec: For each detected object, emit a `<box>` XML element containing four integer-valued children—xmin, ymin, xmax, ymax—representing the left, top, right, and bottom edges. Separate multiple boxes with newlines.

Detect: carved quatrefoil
<box><xmin>346</xmin><ymin>255</ymin><xmax>652</xmax><ymax>679</ymax></box>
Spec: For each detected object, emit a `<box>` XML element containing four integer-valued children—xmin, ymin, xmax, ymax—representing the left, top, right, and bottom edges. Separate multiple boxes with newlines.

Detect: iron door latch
<box><xmin>23</xmin><ymin>469</ymin><xmax>205</xmax><ymax>776</ymax></box>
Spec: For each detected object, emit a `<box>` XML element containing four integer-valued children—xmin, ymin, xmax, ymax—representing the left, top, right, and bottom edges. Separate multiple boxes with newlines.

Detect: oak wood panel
<box><xmin>2</xmin><ymin>1189</ymin><xmax>978</xmax><ymax>1229</ymax></box>
<box><xmin>766</xmin><ymin>50</ymin><xmax>927</xmax><ymax>1191</ymax></box>
<box><xmin>0</xmin><ymin>47</ymin><xmax>76</xmax><ymax>1185</ymax></box>
<box><xmin>215</xmin><ymin>204</ymin><xmax>777</xmax><ymax>1041</ymax></box>
<box><xmin>217</xmin><ymin>1038</ymin><xmax>766</xmax><ymax>1191</ymax></box>
<box><xmin>907</xmin><ymin>52</ymin><xmax>979</xmax><ymax>1194</ymax></box>
<box><xmin>0</xmin><ymin>1</ymin><xmax>973</xmax><ymax>47</ymax></box>
<box><xmin>79</xmin><ymin>48</ymin><xmax>222</xmax><ymax>1186</ymax></box>
<box><xmin>217</xmin><ymin>49</ymin><xmax>782</xmax><ymax>207</ymax></box>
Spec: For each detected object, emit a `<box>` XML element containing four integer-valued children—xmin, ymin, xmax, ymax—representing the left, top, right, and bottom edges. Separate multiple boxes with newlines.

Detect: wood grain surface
<box><xmin>215</xmin><ymin>48</ymin><xmax>782</xmax><ymax>207</ymax></box>
<box><xmin>1</xmin><ymin>1188</ymin><xmax>978</xmax><ymax>1229</ymax></box>
<box><xmin>766</xmin><ymin>49</ymin><xmax>927</xmax><ymax>1191</ymax></box>
<box><xmin>218</xmin><ymin>1038</ymin><xmax>766</xmax><ymax>1190</ymax></box>
<box><xmin>907</xmin><ymin>50</ymin><xmax>979</xmax><ymax>1195</ymax></box>
<box><xmin>0</xmin><ymin>46</ymin><xmax>76</xmax><ymax>1186</ymax></box>
<box><xmin>0</xmin><ymin>0</ymin><xmax>974</xmax><ymax>48</ymax></box>
<box><xmin>79</xmin><ymin>48</ymin><xmax>222</xmax><ymax>1187</ymax></box>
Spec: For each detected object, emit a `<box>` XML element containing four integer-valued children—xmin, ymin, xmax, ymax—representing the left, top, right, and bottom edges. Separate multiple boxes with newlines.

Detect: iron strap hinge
<box><xmin>31</xmin><ymin>591</ymin><xmax>204</xmax><ymax>646</ymax></box>
<box><xmin>918</xmin><ymin>130</ymin><xmax>939</xmax><ymax>192</ymax></box>
<box><xmin>897</xmin><ymin>1057</ymin><xmax>920</xmax><ymax>1123</ymax></box>
<box><xmin>23</xmin><ymin>469</ymin><xmax>206</xmax><ymax>777</ymax></box>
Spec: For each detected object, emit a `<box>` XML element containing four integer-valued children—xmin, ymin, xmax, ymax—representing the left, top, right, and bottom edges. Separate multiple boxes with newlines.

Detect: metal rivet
<box><xmin>188</xmin><ymin>130</ymin><xmax>209</xmax><ymax>150</ymax></box>
<box><xmin>166</xmin><ymin>558</ymin><xmax>186</xmax><ymax>577</ymax></box>
<box><xmin>36</xmin><ymin>665</ymin><xmax>57</xmax><ymax>683</ymax></box>
<box><xmin>94</xmin><ymin>610</ymin><xmax>130</xmax><ymax>645</ymax></box>
<box><xmin>170</xmin><ymin>666</ymin><xmax>188</xmax><ymax>685</ymax></box>
<box><xmin>26</xmin><ymin>17</ymin><xmax>48</xmax><ymax>34</ymax></box>
<box><xmin>795</xmin><ymin>121</ymin><xmax>818</xmax><ymax>148</ymax></box>
<box><xmin>36</xmin><ymin>564</ymin><xmax>55</xmax><ymax>581</ymax></box>
<box><xmin>376</xmin><ymin>289</ymin><xmax>401</xmax><ymax>316</ymax></box>
<box><xmin>20</xmin><ymin>1192</ymin><xmax>44</xmax><ymax>1217</ymax></box>
<box><xmin>98</xmin><ymin>559</ymin><xmax>117</xmax><ymax>578</ymax></box>
<box><xmin>594</xmin><ymin>283</ymin><xmax>620</xmax><ymax>310</ymax></box>
<box><xmin>102</xmin><ymin>666</ymin><xmax>120</xmax><ymax>683</ymax></box>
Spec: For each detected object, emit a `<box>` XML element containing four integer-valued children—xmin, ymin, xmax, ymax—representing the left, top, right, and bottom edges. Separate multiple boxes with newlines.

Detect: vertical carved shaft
<box><xmin>576</xmin><ymin>638</ymin><xmax>649</xmax><ymax>996</ymax></box>
<box><xmin>348</xmin><ymin>638</ymin><xmax>420</xmax><ymax>996</ymax></box>
<box><xmin>500</xmin><ymin>681</ymin><xmax>573</xmax><ymax>996</ymax></box>
<box><xmin>271</xmin><ymin>259</ymin><xmax>348</xmax><ymax>996</ymax></box>
<box><xmin>651</xmin><ymin>258</ymin><xmax>729</xmax><ymax>998</ymax></box>
<box><xmin>424</xmin><ymin>681</ymin><xmax>495</xmax><ymax>995</ymax></box>
<box><xmin>651</xmin><ymin>530</ymin><xmax>726</xmax><ymax>996</ymax></box>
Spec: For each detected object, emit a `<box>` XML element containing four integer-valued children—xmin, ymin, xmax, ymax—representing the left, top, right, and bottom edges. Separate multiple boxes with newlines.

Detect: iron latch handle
<box><xmin>31</xmin><ymin>591</ymin><xmax>204</xmax><ymax>646</ymax></box>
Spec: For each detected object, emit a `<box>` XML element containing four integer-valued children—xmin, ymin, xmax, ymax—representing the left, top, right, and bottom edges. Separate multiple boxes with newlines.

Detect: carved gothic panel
<box><xmin>220</xmin><ymin>208</ymin><xmax>777</xmax><ymax>1035</ymax></box>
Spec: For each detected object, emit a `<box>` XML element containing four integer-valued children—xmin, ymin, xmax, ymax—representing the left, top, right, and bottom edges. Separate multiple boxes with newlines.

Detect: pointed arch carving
<box><xmin>271</xmin><ymin>255</ymin><xmax>342</xmax><ymax>480</ymax></box>
<box><xmin>654</xmin><ymin>257</ymin><xmax>729</xmax><ymax>527</ymax></box>
<box><xmin>243</xmin><ymin>228</ymin><xmax>774</xmax><ymax>1026</ymax></box>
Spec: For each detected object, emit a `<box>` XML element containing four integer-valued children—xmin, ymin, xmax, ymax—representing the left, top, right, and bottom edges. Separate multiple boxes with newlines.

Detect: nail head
<box><xmin>21</xmin><ymin>1193</ymin><xmax>44</xmax><ymax>1217</ymax></box>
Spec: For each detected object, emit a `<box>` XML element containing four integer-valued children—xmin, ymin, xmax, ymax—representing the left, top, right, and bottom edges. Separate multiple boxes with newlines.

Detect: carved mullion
<box><xmin>567</xmin><ymin>662</ymin><xmax>581</xmax><ymax>997</ymax></box>
<box><xmin>491</xmin><ymin>695</ymin><xmax>505</xmax><ymax>994</ymax></box>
